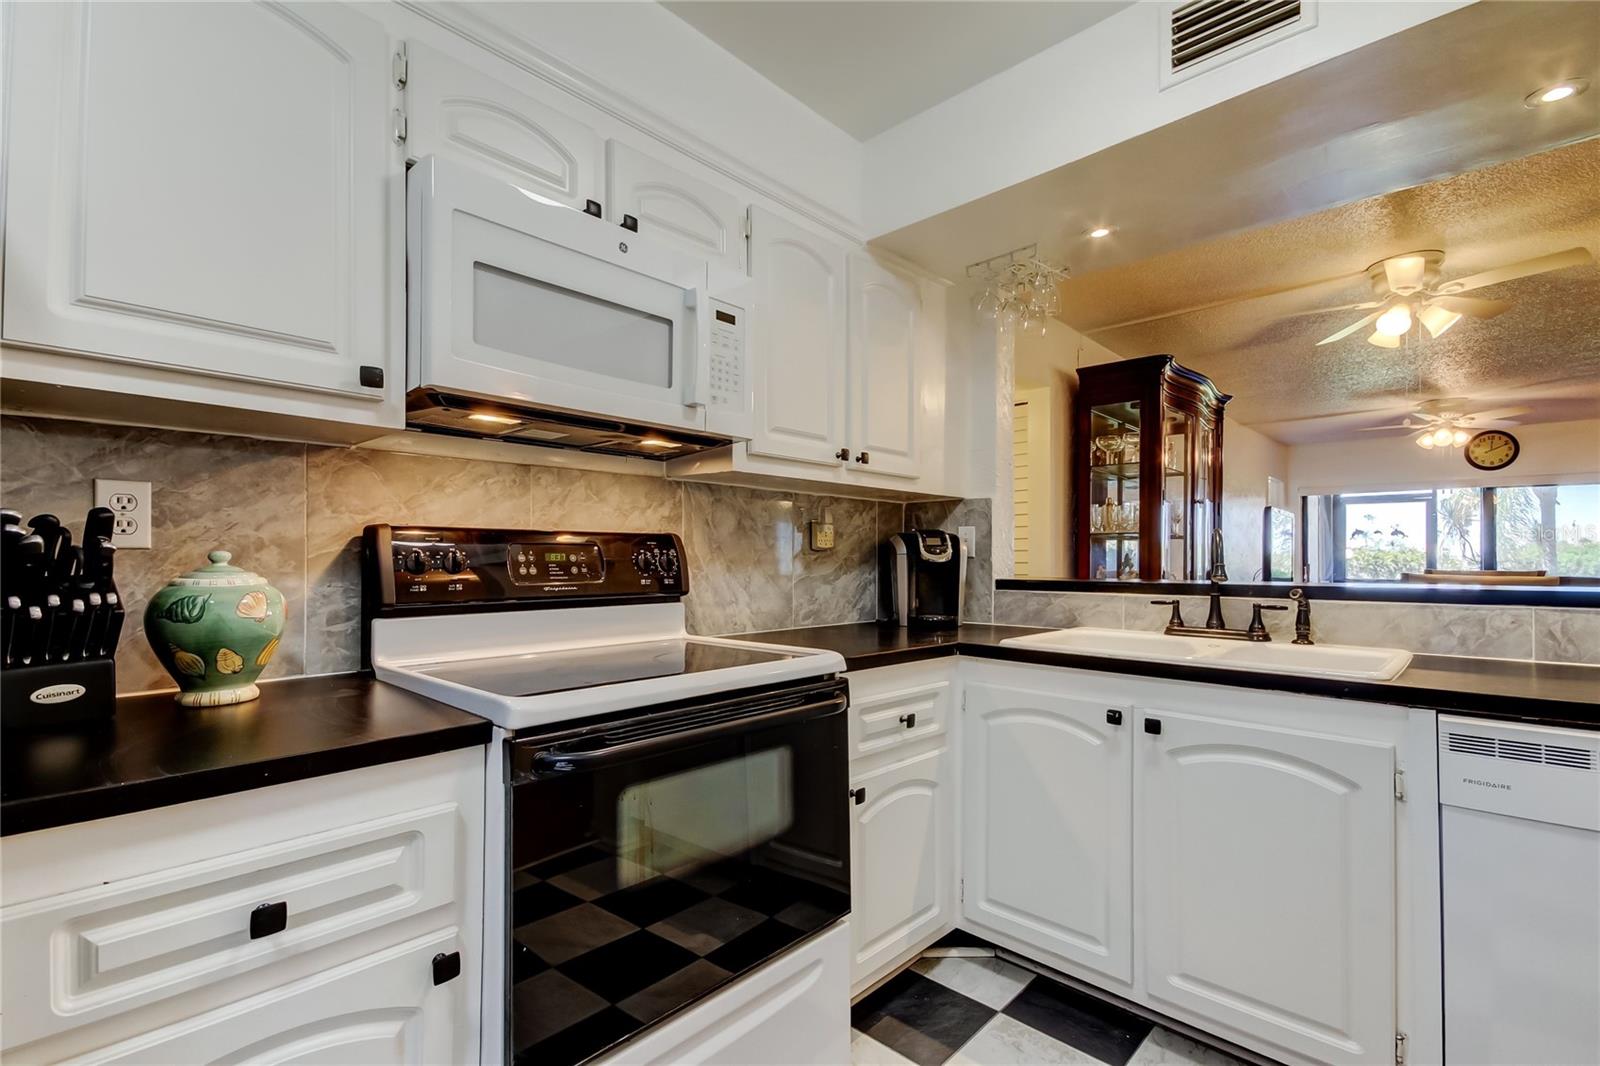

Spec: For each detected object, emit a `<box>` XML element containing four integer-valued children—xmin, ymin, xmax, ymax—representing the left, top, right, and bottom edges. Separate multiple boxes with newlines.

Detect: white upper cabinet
<box><xmin>846</xmin><ymin>256</ymin><xmax>921</xmax><ymax>480</ymax></box>
<box><xmin>1138</xmin><ymin>708</ymin><xmax>1396</xmax><ymax>1066</ymax></box>
<box><xmin>963</xmin><ymin>670</ymin><xmax>1135</xmax><ymax>984</ymax></box>
<box><xmin>606</xmin><ymin>141</ymin><xmax>747</xmax><ymax>277</ymax></box>
<box><xmin>2</xmin><ymin>1</ymin><xmax>394</xmax><ymax>411</ymax></box>
<box><xmin>747</xmin><ymin>207</ymin><xmax>849</xmax><ymax>467</ymax></box>
<box><xmin>403</xmin><ymin>40</ymin><xmax>603</xmax><ymax>210</ymax></box>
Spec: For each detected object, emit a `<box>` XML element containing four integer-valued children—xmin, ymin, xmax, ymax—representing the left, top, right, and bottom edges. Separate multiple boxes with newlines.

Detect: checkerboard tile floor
<box><xmin>510</xmin><ymin>845</ymin><xmax>847</xmax><ymax>1065</ymax></box>
<box><xmin>851</xmin><ymin>935</ymin><xmax>1255</xmax><ymax>1066</ymax></box>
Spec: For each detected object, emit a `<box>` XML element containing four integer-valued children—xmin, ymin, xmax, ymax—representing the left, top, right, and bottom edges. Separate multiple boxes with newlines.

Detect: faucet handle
<box><xmin>1150</xmin><ymin>599</ymin><xmax>1185</xmax><ymax>628</ymax></box>
<box><xmin>1247</xmin><ymin>602</ymin><xmax>1288</xmax><ymax>639</ymax></box>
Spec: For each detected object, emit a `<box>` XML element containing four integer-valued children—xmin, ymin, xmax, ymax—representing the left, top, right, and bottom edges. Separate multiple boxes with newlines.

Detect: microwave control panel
<box><xmin>707</xmin><ymin>300</ymin><xmax>747</xmax><ymax>411</ymax></box>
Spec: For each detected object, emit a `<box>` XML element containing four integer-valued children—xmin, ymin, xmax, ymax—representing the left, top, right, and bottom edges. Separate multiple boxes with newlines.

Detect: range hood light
<box><xmin>636</xmin><ymin>437</ymin><xmax>684</xmax><ymax>450</ymax></box>
<box><xmin>467</xmin><ymin>412</ymin><xmax>523</xmax><ymax>426</ymax></box>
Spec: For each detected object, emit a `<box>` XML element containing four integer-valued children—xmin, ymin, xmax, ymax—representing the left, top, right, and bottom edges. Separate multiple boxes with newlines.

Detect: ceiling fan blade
<box><xmin>1287</xmin><ymin>301</ymin><xmax>1385</xmax><ymax>318</ymax></box>
<box><xmin>1384</xmin><ymin>255</ymin><xmax>1429</xmax><ymax>292</ymax></box>
<box><xmin>1367</xmin><ymin>330</ymin><xmax>1402</xmax><ymax>349</ymax></box>
<box><xmin>1471</xmin><ymin>418</ymin><xmax>1523</xmax><ymax>430</ymax></box>
<box><xmin>1316</xmin><ymin>309</ymin><xmax>1385</xmax><ymax>345</ymax></box>
<box><xmin>1356</xmin><ymin>423</ymin><xmax>1417</xmax><ymax>432</ymax></box>
<box><xmin>1436</xmin><ymin>247</ymin><xmax>1595</xmax><ymax>294</ymax></box>
<box><xmin>1430</xmin><ymin>295</ymin><xmax>1512</xmax><ymax>319</ymax></box>
<box><xmin>1461</xmin><ymin>406</ymin><xmax>1532</xmax><ymax>424</ymax></box>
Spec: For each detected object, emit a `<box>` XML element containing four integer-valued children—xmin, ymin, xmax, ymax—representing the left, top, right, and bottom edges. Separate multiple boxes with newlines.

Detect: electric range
<box><xmin>362</xmin><ymin>525</ymin><xmax>852</xmax><ymax>1066</ymax></box>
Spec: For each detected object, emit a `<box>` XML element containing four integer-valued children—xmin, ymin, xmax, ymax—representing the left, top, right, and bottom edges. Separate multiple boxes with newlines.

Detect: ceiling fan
<box><xmin>1359</xmin><ymin>398</ymin><xmax>1529</xmax><ymax>449</ymax></box>
<box><xmin>1310</xmin><ymin>247</ymin><xmax>1594</xmax><ymax>349</ymax></box>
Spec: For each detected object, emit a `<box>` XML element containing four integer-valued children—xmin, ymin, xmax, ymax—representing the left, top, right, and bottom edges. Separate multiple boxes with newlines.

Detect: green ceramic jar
<box><xmin>145</xmin><ymin>550</ymin><xmax>286</xmax><ymax>707</ymax></box>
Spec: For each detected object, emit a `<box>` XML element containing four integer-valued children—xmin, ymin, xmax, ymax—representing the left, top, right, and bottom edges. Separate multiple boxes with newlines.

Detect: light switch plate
<box><xmin>93</xmin><ymin>479</ymin><xmax>152</xmax><ymax>549</ymax></box>
<box><xmin>808</xmin><ymin>520</ymin><xmax>836</xmax><ymax>551</ymax></box>
<box><xmin>958</xmin><ymin>525</ymin><xmax>977</xmax><ymax>556</ymax></box>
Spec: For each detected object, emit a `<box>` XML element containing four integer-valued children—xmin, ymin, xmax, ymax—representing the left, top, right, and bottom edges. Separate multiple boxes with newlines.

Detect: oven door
<box><xmin>506</xmin><ymin>679</ymin><xmax>849</xmax><ymax>1066</ymax></box>
<box><xmin>408</xmin><ymin>155</ymin><xmax>712</xmax><ymax>433</ymax></box>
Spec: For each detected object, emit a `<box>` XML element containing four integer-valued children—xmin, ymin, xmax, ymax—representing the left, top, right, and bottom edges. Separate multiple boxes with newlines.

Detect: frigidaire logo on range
<box><xmin>1462</xmin><ymin>777</ymin><xmax>1512</xmax><ymax>791</ymax></box>
<box><xmin>30</xmin><ymin>683</ymin><xmax>87</xmax><ymax>705</ymax></box>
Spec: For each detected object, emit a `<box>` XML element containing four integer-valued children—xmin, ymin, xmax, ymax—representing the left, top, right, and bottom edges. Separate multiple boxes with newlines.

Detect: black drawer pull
<box><xmin>250</xmin><ymin>901</ymin><xmax>288</xmax><ymax>939</ymax></box>
<box><xmin>1144</xmin><ymin>717</ymin><xmax>1162</xmax><ymax>735</ymax></box>
<box><xmin>835</xmin><ymin>447</ymin><xmax>850</xmax><ymax>461</ymax></box>
<box><xmin>621</xmin><ymin>214</ymin><xmax>639</xmax><ymax>232</ymax></box>
<box><xmin>432</xmin><ymin>951</ymin><xmax>462</xmax><ymax>986</ymax></box>
<box><xmin>855</xmin><ymin>451</ymin><xmax>870</xmax><ymax>465</ymax></box>
<box><xmin>1106</xmin><ymin>709</ymin><xmax>1122</xmax><ymax>726</ymax></box>
<box><xmin>899</xmin><ymin>712</ymin><xmax>917</xmax><ymax>729</ymax></box>
<box><xmin>358</xmin><ymin>365</ymin><xmax>384</xmax><ymax>389</ymax></box>
<box><xmin>849</xmin><ymin>787</ymin><xmax>866</xmax><ymax>805</ymax></box>
<box><xmin>583</xmin><ymin>199</ymin><xmax>603</xmax><ymax>218</ymax></box>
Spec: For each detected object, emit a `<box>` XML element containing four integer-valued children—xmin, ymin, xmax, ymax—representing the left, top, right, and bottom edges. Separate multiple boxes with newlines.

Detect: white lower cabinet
<box><xmin>962</xmin><ymin>673</ymin><xmax>1133</xmax><ymax>983</ymax></box>
<box><xmin>851</xmin><ymin>748</ymin><xmax>953</xmax><ymax>987</ymax></box>
<box><xmin>1138</xmin><ymin>708</ymin><xmax>1397</xmax><ymax>1066</ymax></box>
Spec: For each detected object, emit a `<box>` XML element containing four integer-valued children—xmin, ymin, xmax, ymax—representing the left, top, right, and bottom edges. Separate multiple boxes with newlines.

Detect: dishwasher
<box><xmin>1439</xmin><ymin>715</ymin><xmax>1600</xmax><ymax>1064</ymax></box>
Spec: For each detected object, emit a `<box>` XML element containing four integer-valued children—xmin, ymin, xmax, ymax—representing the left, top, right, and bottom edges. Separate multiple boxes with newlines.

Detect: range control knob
<box><xmin>441</xmin><ymin>549</ymin><xmax>468</xmax><ymax>575</ymax></box>
<box><xmin>657</xmin><ymin>549</ymin><xmax>681</xmax><ymax>578</ymax></box>
<box><xmin>402</xmin><ymin>549</ymin><xmax>429</xmax><ymax>576</ymax></box>
<box><xmin>632</xmin><ymin>547</ymin><xmax>658</xmax><ymax>574</ymax></box>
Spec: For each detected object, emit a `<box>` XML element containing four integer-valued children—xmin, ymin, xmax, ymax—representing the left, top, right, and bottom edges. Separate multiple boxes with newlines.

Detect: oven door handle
<box><xmin>527</xmin><ymin>693</ymin><xmax>847</xmax><ymax>772</ymax></box>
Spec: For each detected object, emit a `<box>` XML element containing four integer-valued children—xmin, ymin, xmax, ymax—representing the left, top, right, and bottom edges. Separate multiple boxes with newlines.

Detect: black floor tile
<box><xmin>514</xmin><ymin>1005</ymin><xmax>638</xmax><ymax>1066</ymax></box>
<box><xmin>521</xmin><ymin>842</ymin><xmax>612</xmax><ymax>881</ymax></box>
<box><xmin>510</xmin><ymin>939</ymin><xmax>549</xmax><ymax>983</ymax></box>
<box><xmin>513</xmin><ymin>880</ymin><xmax>585</xmax><ymax>926</ymax></box>
<box><xmin>558</xmin><ymin>929</ymin><xmax>700</xmax><ymax>1004</ymax></box>
<box><xmin>703</xmin><ymin>918</ymin><xmax>808</xmax><ymax>973</ymax></box>
<box><xmin>852</xmin><ymin>970</ymin><xmax>997</xmax><ymax>1066</ymax></box>
<box><xmin>593</xmin><ymin>876</ymin><xmax>709</xmax><ymax>927</ymax></box>
<box><xmin>1003</xmin><ymin>974</ymin><xmax>1154</xmax><ymax>1066</ymax></box>
<box><xmin>928</xmin><ymin>928</ymin><xmax>999</xmax><ymax>951</ymax></box>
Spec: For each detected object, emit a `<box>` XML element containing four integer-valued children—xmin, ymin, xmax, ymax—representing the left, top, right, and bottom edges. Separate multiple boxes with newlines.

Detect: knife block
<box><xmin>1</xmin><ymin>658</ymin><xmax>116</xmax><ymax>730</ymax></box>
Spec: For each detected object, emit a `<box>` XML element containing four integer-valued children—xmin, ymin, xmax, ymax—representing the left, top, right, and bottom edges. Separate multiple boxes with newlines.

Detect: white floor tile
<box><xmin>911</xmin><ymin>955</ymin><xmax>1034</xmax><ymax>1010</ymax></box>
<box><xmin>1127</xmin><ymin>1027</ymin><xmax>1250</xmax><ymax>1066</ymax></box>
<box><xmin>850</xmin><ymin>1027</ymin><xmax>918</xmax><ymax>1066</ymax></box>
<box><xmin>949</xmin><ymin>1014</ymin><xmax>1110</xmax><ymax>1065</ymax></box>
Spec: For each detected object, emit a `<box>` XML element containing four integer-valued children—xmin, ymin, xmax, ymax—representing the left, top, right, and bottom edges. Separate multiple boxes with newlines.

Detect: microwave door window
<box><xmin>473</xmin><ymin>262</ymin><xmax>673</xmax><ymax>388</ymax></box>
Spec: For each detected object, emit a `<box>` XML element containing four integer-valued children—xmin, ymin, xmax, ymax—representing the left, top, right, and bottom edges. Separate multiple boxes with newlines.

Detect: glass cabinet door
<box><xmin>1160</xmin><ymin>408</ymin><xmax>1193</xmax><ymax>580</ymax></box>
<box><xmin>1088</xmin><ymin>401</ymin><xmax>1142</xmax><ymax>580</ymax></box>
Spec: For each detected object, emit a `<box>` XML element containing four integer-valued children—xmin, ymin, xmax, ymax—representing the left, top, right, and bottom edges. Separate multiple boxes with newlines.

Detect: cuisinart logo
<box><xmin>30</xmin><ymin>683</ymin><xmax>86</xmax><ymax>705</ymax></box>
<box><xmin>1461</xmin><ymin>776</ymin><xmax>1512</xmax><ymax>791</ymax></box>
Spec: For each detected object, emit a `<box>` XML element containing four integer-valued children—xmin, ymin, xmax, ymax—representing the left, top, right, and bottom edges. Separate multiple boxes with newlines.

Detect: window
<box><xmin>1316</xmin><ymin>482</ymin><xmax>1600</xmax><ymax>581</ymax></box>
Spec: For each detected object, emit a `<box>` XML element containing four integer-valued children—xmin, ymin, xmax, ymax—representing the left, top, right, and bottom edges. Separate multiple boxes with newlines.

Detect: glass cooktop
<box><xmin>414</xmin><ymin>639</ymin><xmax>799</xmax><ymax>698</ymax></box>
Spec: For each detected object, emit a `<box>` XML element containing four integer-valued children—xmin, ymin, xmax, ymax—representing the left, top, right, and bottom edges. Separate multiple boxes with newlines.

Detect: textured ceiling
<box><xmin>661</xmin><ymin>1</ymin><xmax>1132</xmax><ymax>140</ymax></box>
<box><xmin>1063</xmin><ymin>139</ymin><xmax>1600</xmax><ymax>444</ymax></box>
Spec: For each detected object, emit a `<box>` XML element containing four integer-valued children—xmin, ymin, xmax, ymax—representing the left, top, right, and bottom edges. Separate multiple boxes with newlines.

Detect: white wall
<box><xmin>1288</xmin><ymin>418</ymin><xmax>1600</xmax><ymax>499</ymax></box>
<box><xmin>861</xmin><ymin>1</ymin><xmax>1466</xmax><ymax>237</ymax></box>
<box><xmin>1222</xmin><ymin>422</ymin><xmax>1291</xmax><ymax>580</ymax></box>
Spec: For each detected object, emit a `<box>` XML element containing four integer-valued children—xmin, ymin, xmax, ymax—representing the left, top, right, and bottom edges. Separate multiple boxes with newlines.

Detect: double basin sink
<box><xmin>998</xmin><ymin>627</ymin><xmax>1412</xmax><ymax>681</ymax></box>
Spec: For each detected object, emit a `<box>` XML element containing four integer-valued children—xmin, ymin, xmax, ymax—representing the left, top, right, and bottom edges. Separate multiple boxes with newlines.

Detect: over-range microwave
<box><xmin>406</xmin><ymin>155</ymin><xmax>752</xmax><ymax>458</ymax></box>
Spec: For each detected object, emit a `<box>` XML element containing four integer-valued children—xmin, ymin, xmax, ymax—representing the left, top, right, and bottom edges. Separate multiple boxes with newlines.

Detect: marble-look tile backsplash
<box><xmin>0</xmin><ymin>416</ymin><xmax>908</xmax><ymax>692</ymax></box>
<box><xmin>992</xmin><ymin>589</ymin><xmax>1600</xmax><ymax>665</ymax></box>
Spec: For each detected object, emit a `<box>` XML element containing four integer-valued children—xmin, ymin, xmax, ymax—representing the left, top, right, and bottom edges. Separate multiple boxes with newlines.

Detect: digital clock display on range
<box><xmin>507</xmin><ymin>542</ymin><xmax>603</xmax><ymax>585</ymax></box>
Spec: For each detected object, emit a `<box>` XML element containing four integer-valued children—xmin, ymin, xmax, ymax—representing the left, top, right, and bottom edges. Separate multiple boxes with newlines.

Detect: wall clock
<box><xmin>1465</xmin><ymin>429</ymin><xmax>1520</xmax><ymax>471</ymax></box>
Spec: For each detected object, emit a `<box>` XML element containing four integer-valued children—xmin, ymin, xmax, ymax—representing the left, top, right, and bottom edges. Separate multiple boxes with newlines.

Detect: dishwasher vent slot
<box><xmin>1443</xmin><ymin>730</ymin><xmax>1596</xmax><ymax>772</ymax></box>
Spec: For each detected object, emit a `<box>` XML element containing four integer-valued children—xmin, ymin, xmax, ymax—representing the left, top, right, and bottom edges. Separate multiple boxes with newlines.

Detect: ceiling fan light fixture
<box><xmin>1416</xmin><ymin>433</ymin><xmax>1435</xmax><ymax>449</ymax></box>
<box><xmin>1526</xmin><ymin>79</ymin><xmax>1588</xmax><ymax>107</ymax></box>
<box><xmin>1418</xmin><ymin>303</ymin><xmax>1463</xmax><ymax>339</ymax></box>
<box><xmin>1367</xmin><ymin>330</ymin><xmax>1402</xmax><ymax>349</ymax></box>
<box><xmin>1451</xmin><ymin>428</ymin><xmax>1471</xmax><ymax>447</ymax></box>
<box><xmin>1374</xmin><ymin>303</ymin><xmax>1413</xmax><ymax>337</ymax></box>
<box><xmin>1431</xmin><ymin>427</ymin><xmax>1456</xmax><ymax>447</ymax></box>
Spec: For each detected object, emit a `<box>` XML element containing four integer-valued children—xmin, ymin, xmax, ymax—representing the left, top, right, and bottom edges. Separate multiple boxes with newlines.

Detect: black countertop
<box><xmin>734</xmin><ymin>623</ymin><xmax>1600</xmax><ymax>729</ymax></box>
<box><xmin>1</xmin><ymin>674</ymin><xmax>492</xmax><ymax>836</ymax></box>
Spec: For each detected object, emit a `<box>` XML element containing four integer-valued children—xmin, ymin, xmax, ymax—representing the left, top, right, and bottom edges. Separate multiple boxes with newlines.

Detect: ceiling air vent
<box><xmin>1160</xmin><ymin>0</ymin><xmax>1317</xmax><ymax>88</ymax></box>
<box><xmin>1442</xmin><ymin>730</ymin><xmax>1597</xmax><ymax>772</ymax></box>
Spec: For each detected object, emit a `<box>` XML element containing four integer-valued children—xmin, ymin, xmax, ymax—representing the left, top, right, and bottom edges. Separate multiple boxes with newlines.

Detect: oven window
<box><xmin>473</xmin><ymin>261</ymin><xmax>673</xmax><ymax>387</ymax></box>
<box><xmin>508</xmin><ymin>706</ymin><xmax>848</xmax><ymax>1066</ymax></box>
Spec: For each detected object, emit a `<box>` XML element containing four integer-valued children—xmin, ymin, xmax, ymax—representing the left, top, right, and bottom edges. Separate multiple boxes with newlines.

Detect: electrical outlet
<box><xmin>93</xmin><ymin>479</ymin><xmax>152</xmax><ymax>549</ymax></box>
<box><xmin>808</xmin><ymin>519</ymin><xmax>836</xmax><ymax>551</ymax></box>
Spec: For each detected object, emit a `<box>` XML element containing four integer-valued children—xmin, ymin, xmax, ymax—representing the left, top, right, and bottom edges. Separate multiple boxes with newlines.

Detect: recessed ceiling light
<box><xmin>1525</xmin><ymin>79</ymin><xmax>1588</xmax><ymax>107</ymax></box>
<box><xmin>1086</xmin><ymin>226</ymin><xmax>1114</xmax><ymax>239</ymax></box>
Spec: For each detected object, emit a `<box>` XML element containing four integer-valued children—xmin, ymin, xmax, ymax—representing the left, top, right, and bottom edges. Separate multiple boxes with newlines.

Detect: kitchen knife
<box><xmin>84</xmin><ymin>507</ymin><xmax>115</xmax><ymax>554</ymax></box>
<box><xmin>55</xmin><ymin>597</ymin><xmax>86</xmax><ymax>664</ymax></box>
<box><xmin>84</xmin><ymin>539</ymin><xmax>117</xmax><ymax>658</ymax></box>
<box><xmin>6</xmin><ymin>535</ymin><xmax>45</xmax><ymax>668</ymax></box>
<box><xmin>0</xmin><ymin>509</ymin><xmax>22</xmax><ymax>528</ymax></box>
<box><xmin>1</xmin><ymin>524</ymin><xmax>23</xmax><ymax>664</ymax></box>
<box><xmin>34</xmin><ymin>593</ymin><xmax>62</xmax><ymax>664</ymax></box>
<box><xmin>100</xmin><ymin>598</ymin><xmax>126</xmax><ymax>660</ymax></box>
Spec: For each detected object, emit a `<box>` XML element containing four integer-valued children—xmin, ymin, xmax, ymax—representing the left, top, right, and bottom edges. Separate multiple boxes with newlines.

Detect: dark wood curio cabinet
<box><xmin>1073</xmin><ymin>355</ymin><xmax>1230</xmax><ymax>581</ymax></box>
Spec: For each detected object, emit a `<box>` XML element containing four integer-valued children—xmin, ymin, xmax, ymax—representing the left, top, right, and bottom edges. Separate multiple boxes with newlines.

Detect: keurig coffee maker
<box><xmin>882</xmin><ymin>529</ymin><xmax>965</xmax><ymax>629</ymax></box>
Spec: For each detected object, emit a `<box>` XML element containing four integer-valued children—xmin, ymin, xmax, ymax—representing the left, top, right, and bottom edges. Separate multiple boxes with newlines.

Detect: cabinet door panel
<box><xmin>851</xmin><ymin>748</ymin><xmax>952</xmax><ymax>989</ymax></box>
<box><xmin>405</xmin><ymin>40</ymin><xmax>602</xmax><ymax>209</ymax></box>
<box><xmin>963</xmin><ymin>679</ymin><xmax>1132</xmax><ymax>982</ymax></box>
<box><xmin>747</xmin><ymin>207</ymin><xmax>848</xmax><ymax>467</ymax></box>
<box><xmin>847</xmin><ymin>257</ymin><xmax>920</xmax><ymax>479</ymax></box>
<box><xmin>606</xmin><ymin>141</ymin><xmax>746</xmax><ymax>276</ymax></box>
<box><xmin>2</xmin><ymin>1</ymin><xmax>391</xmax><ymax>400</ymax></box>
<box><xmin>1139</xmin><ymin>709</ymin><xmax>1395</xmax><ymax>1066</ymax></box>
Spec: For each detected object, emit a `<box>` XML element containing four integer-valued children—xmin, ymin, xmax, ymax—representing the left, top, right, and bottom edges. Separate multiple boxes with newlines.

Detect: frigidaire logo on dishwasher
<box><xmin>30</xmin><ymin>683</ymin><xmax>87</xmax><ymax>705</ymax></box>
<box><xmin>1462</xmin><ymin>777</ymin><xmax>1512</xmax><ymax>791</ymax></box>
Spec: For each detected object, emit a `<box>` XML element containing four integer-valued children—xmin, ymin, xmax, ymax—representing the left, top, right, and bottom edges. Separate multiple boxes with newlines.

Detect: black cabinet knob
<box><xmin>250</xmin><ymin>900</ymin><xmax>288</xmax><ymax>939</ymax></box>
<box><xmin>432</xmin><ymin>951</ymin><xmax>462</xmax><ymax>985</ymax></box>
<box><xmin>855</xmin><ymin>451</ymin><xmax>870</xmax><ymax>464</ymax></box>
<box><xmin>359</xmin><ymin>365</ymin><xmax>384</xmax><ymax>389</ymax></box>
<box><xmin>1106</xmin><ymin>709</ymin><xmax>1123</xmax><ymax>726</ymax></box>
<box><xmin>849</xmin><ymin>787</ymin><xmax>866</xmax><ymax>805</ymax></box>
<box><xmin>899</xmin><ymin>712</ymin><xmax>917</xmax><ymax>729</ymax></box>
<box><xmin>621</xmin><ymin>214</ymin><xmax>639</xmax><ymax>232</ymax></box>
<box><xmin>835</xmin><ymin>447</ymin><xmax>850</xmax><ymax>461</ymax></box>
<box><xmin>583</xmin><ymin>199</ymin><xmax>603</xmax><ymax>218</ymax></box>
<box><xmin>1144</xmin><ymin>717</ymin><xmax>1162</xmax><ymax>735</ymax></box>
